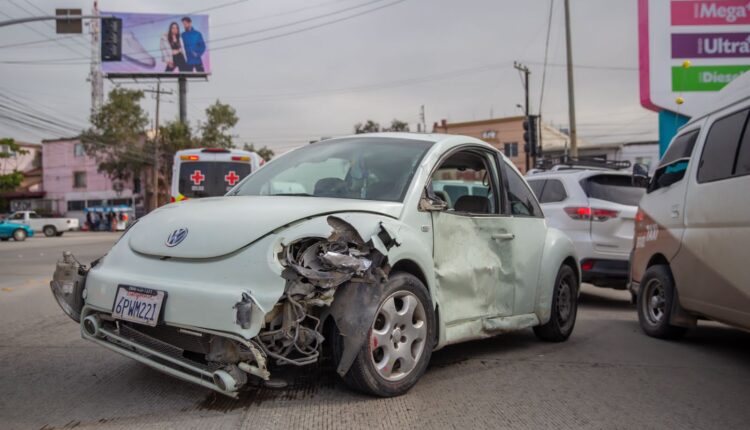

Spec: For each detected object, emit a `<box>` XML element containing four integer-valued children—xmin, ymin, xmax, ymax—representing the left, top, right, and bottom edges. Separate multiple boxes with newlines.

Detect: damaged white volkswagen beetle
<box><xmin>51</xmin><ymin>133</ymin><xmax>580</xmax><ymax>398</ymax></box>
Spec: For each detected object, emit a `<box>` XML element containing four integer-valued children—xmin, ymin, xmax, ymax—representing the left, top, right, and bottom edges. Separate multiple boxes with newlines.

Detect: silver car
<box><xmin>527</xmin><ymin>168</ymin><xmax>645</xmax><ymax>290</ymax></box>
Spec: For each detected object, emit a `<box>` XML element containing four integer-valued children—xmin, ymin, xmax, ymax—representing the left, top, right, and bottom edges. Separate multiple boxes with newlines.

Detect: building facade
<box><xmin>42</xmin><ymin>137</ymin><xmax>142</xmax><ymax>222</ymax></box>
<box><xmin>432</xmin><ymin>116</ymin><xmax>587</xmax><ymax>174</ymax></box>
<box><xmin>0</xmin><ymin>140</ymin><xmax>44</xmax><ymax>213</ymax></box>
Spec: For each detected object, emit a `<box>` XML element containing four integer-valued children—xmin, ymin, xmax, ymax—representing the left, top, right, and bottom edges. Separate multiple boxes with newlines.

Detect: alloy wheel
<box><xmin>369</xmin><ymin>291</ymin><xmax>427</xmax><ymax>382</ymax></box>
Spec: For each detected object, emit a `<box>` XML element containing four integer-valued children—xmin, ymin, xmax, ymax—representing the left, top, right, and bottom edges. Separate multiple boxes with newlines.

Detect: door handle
<box><xmin>492</xmin><ymin>233</ymin><xmax>515</xmax><ymax>241</ymax></box>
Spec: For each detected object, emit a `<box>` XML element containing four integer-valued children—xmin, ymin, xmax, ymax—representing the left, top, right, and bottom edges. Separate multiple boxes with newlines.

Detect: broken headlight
<box><xmin>50</xmin><ymin>251</ymin><xmax>87</xmax><ymax>322</ymax></box>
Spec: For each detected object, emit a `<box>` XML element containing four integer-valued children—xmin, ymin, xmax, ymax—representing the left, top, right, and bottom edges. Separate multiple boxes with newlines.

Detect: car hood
<box><xmin>127</xmin><ymin>196</ymin><xmax>403</xmax><ymax>259</ymax></box>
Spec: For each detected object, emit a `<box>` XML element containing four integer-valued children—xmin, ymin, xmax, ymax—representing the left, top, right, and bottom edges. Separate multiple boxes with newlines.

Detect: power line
<box><xmin>3</xmin><ymin>1</ymin><xmax>89</xmax><ymax>57</ymax></box>
<box><xmin>0</xmin><ymin>0</ymin><xmax>406</xmax><ymax>63</ymax></box>
<box><xmin>210</xmin><ymin>0</ymin><xmax>386</xmax><ymax>45</ymax></box>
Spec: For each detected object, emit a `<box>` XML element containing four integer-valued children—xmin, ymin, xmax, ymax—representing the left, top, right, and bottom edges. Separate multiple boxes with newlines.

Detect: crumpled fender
<box><xmin>329</xmin><ymin>280</ymin><xmax>387</xmax><ymax>376</ymax></box>
<box><xmin>535</xmin><ymin>227</ymin><xmax>579</xmax><ymax>325</ymax></box>
<box><xmin>280</xmin><ymin>214</ymin><xmax>400</xmax><ymax>376</ymax></box>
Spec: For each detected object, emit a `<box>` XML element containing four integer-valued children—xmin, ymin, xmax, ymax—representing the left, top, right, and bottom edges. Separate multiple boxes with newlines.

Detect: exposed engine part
<box><xmin>50</xmin><ymin>251</ymin><xmax>88</xmax><ymax>322</ymax></box>
<box><xmin>258</xmin><ymin>216</ymin><xmax>399</xmax><ymax>372</ymax></box>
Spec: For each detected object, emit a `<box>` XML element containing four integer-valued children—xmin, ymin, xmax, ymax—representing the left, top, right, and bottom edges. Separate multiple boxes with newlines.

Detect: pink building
<box><xmin>42</xmin><ymin>137</ymin><xmax>143</xmax><ymax>221</ymax></box>
<box><xmin>1</xmin><ymin>140</ymin><xmax>44</xmax><ymax>212</ymax></box>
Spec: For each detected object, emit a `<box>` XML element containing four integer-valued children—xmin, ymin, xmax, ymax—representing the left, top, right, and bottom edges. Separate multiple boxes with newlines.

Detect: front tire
<box><xmin>534</xmin><ymin>264</ymin><xmax>578</xmax><ymax>342</ymax></box>
<box><xmin>43</xmin><ymin>226</ymin><xmax>57</xmax><ymax>237</ymax></box>
<box><xmin>12</xmin><ymin>229</ymin><xmax>27</xmax><ymax>242</ymax></box>
<box><xmin>334</xmin><ymin>272</ymin><xmax>435</xmax><ymax>397</ymax></box>
<box><xmin>637</xmin><ymin>265</ymin><xmax>687</xmax><ymax>339</ymax></box>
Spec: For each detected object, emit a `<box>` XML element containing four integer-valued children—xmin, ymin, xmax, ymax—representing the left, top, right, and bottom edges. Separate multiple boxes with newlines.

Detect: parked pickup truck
<box><xmin>8</xmin><ymin>211</ymin><xmax>79</xmax><ymax>237</ymax></box>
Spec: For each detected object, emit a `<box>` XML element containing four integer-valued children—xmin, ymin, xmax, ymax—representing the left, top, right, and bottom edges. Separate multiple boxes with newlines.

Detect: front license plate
<box><xmin>112</xmin><ymin>285</ymin><xmax>166</xmax><ymax>327</ymax></box>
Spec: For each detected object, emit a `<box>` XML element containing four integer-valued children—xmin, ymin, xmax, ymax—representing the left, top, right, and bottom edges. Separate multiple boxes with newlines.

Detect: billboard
<box><xmin>101</xmin><ymin>12</ymin><xmax>211</xmax><ymax>76</ymax></box>
<box><xmin>639</xmin><ymin>0</ymin><xmax>750</xmax><ymax>117</ymax></box>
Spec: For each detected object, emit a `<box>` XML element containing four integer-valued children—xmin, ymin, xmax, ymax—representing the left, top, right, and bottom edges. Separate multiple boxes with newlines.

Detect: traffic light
<box><xmin>523</xmin><ymin>115</ymin><xmax>539</xmax><ymax>157</ymax></box>
<box><xmin>101</xmin><ymin>17</ymin><xmax>122</xmax><ymax>62</ymax></box>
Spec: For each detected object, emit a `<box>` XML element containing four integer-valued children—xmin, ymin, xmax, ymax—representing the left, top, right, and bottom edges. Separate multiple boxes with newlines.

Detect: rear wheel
<box><xmin>12</xmin><ymin>229</ymin><xmax>27</xmax><ymax>242</ymax></box>
<box><xmin>637</xmin><ymin>265</ymin><xmax>687</xmax><ymax>339</ymax></box>
<box><xmin>534</xmin><ymin>265</ymin><xmax>578</xmax><ymax>342</ymax></box>
<box><xmin>334</xmin><ymin>272</ymin><xmax>435</xmax><ymax>397</ymax></box>
<box><xmin>43</xmin><ymin>226</ymin><xmax>57</xmax><ymax>237</ymax></box>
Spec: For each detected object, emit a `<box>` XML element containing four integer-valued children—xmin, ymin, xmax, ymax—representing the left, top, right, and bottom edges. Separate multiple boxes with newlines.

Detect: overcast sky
<box><xmin>0</xmin><ymin>0</ymin><xmax>657</xmax><ymax>153</ymax></box>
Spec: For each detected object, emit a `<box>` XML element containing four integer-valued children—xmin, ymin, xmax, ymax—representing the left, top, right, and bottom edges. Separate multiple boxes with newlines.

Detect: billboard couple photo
<box><xmin>160</xmin><ymin>17</ymin><xmax>205</xmax><ymax>73</ymax></box>
<box><xmin>101</xmin><ymin>12</ymin><xmax>211</xmax><ymax>76</ymax></box>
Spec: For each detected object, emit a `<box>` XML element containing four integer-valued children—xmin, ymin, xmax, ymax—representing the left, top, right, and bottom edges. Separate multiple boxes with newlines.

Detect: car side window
<box><xmin>11</xmin><ymin>213</ymin><xmax>24</xmax><ymax>220</ymax></box>
<box><xmin>527</xmin><ymin>179</ymin><xmax>567</xmax><ymax>204</ymax></box>
<box><xmin>28</xmin><ymin>212</ymin><xmax>40</xmax><ymax>219</ymax></box>
<box><xmin>504</xmin><ymin>163</ymin><xmax>542</xmax><ymax>217</ymax></box>
<box><xmin>527</xmin><ymin>179</ymin><xmax>545</xmax><ymax>200</ymax></box>
<box><xmin>697</xmin><ymin>108</ymin><xmax>749</xmax><ymax>183</ymax></box>
<box><xmin>735</xmin><ymin>114</ymin><xmax>750</xmax><ymax>176</ymax></box>
<box><xmin>431</xmin><ymin>149</ymin><xmax>500</xmax><ymax>215</ymax></box>
<box><xmin>649</xmin><ymin>130</ymin><xmax>699</xmax><ymax>192</ymax></box>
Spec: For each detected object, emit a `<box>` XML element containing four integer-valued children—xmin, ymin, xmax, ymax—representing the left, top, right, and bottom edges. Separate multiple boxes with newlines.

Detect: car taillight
<box><xmin>180</xmin><ymin>155</ymin><xmax>200</xmax><ymax>161</ymax></box>
<box><xmin>635</xmin><ymin>209</ymin><xmax>645</xmax><ymax>222</ymax></box>
<box><xmin>231</xmin><ymin>156</ymin><xmax>250</xmax><ymax>162</ymax></box>
<box><xmin>564</xmin><ymin>207</ymin><xmax>591</xmax><ymax>220</ymax></box>
<box><xmin>591</xmin><ymin>208</ymin><xmax>619</xmax><ymax>221</ymax></box>
<box><xmin>170</xmin><ymin>196</ymin><xmax>176</xmax><ymax>203</ymax></box>
<box><xmin>564</xmin><ymin>207</ymin><xmax>619</xmax><ymax>222</ymax></box>
<box><xmin>581</xmin><ymin>260</ymin><xmax>595</xmax><ymax>271</ymax></box>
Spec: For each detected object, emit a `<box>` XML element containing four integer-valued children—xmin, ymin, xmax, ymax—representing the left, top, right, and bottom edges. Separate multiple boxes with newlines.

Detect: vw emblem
<box><xmin>165</xmin><ymin>228</ymin><xmax>188</xmax><ymax>247</ymax></box>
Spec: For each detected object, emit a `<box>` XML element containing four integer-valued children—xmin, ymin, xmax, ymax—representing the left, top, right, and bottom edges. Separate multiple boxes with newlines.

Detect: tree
<box><xmin>242</xmin><ymin>143</ymin><xmax>275</xmax><ymax>161</ymax></box>
<box><xmin>354</xmin><ymin>119</ymin><xmax>410</xmax><ymax>133</ymax></box>
<box><xmin>199</xmin><ymin>100</ymin><xmax>238</xmax><ymax>148</ymax></box>
<box><xmin>80</xmin><ymin>88</ymin><xmax>149</xmax><ymax>181</ymax></box>
<box><xmin>384</xmin><ymin>119</ymin><xmax>410</xmax><ymax>132</ymax></box>
<box><xmin>354</xmin><ymin>120</ymin><xmax>381</xmax><ymax>134</ymax></box>
<box><xmin>156</xmin><ymin>120</ymin><xmax>196</xmax><ymax>203</ymax></box>
<box><xmin>0</xmin><ymin>138</ymin><xmax>28</xmax><ymax>192</ymax></box>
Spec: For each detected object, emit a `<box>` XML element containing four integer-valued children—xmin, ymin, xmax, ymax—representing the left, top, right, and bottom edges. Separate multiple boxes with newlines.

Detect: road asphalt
<box><xmin>1</xmin><ymin>232</ymin><xmax>749</xmax><ymax>429</ymax></box>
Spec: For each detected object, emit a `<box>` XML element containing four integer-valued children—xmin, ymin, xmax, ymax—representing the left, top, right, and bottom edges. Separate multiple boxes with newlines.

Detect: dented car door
<box><xmin>429</xmin><ymin>147</ymin><xmax>516</xmax><ymax>343</ymax></box>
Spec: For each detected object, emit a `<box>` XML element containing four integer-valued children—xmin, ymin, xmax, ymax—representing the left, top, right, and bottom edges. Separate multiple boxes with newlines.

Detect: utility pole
<box><xmin>89</xmin><ymin>1</ymin><xmax>103</xmax><ymax>118</ymax></box>
<box><xmin>419</xmin><ymin>105</ymin><xmax>426</xmax><ymax>133</ymax></box>
<box><xmin>564</xmin><ymin>0</ymin><xmax>578</xmax><ymax>157</ymax></box>
<box><xmin>143</xmin><ymin>84</ymin><xmax>173</xmax><ymax>210</ymax></box>
<box><xmin>178</xmin><ymin>77</ymin><xmax>187</xmax><ymax>124</ymax></box>
<box><xmin>514</xmin><ymin>61</ymin><xmax>531</xmax><ymax>171</ymax></box>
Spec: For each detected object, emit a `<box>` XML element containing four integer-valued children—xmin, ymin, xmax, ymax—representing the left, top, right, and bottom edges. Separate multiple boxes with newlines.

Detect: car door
<box><xmin>674</xmin><ymin>106</ymin><xmax>750</xmax><ymax>328</ymax></box>
<box><xmin>501</xmin><ymin>162</ymin><xmax>547</xmax><ymax>315</ymax></box>
<box><xmin>429</xmin><ymin>146</ymin><xmax>517</xmax><ymax>342</ymax></box>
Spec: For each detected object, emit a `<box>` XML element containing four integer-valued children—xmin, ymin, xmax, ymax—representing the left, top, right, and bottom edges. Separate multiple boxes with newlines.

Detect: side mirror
<box><xmin>419</xmin><ymin>187</ymin><xmax>448</xmax><ymax>212</ymax></box>
<box><xmin>632</xmin><ymin>163</ymin><xmax>650</xmax><ymax>188</ymax></box>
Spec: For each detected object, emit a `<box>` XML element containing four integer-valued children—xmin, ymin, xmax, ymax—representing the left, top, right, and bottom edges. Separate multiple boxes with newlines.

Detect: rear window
<box><xmin>582</xmin><ymin>174</ymin><xmax>645</xmax><ymax>206</ymax></box>
<box><xmin>178</xmin><ymin>161</ymin><xmax>252</xmax><ymax>198</ymax></box>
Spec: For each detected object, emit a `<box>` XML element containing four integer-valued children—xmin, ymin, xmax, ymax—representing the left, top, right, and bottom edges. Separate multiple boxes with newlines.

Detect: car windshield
<box><xmin>230</xmin><ymin>137</ymin><xmax>433</xmax><ymax>202</ymax></box>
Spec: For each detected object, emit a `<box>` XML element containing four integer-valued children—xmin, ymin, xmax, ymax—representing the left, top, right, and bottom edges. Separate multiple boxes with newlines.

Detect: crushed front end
<box><xmin>51</xmin><ymin>215</ymin><xmax>397</xmax><ymax>397</ymax></box>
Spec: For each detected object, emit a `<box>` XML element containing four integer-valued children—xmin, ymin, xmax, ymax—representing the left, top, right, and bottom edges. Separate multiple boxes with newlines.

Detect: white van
<box><xmin>630</xmin><ymin>72</ymin><xmax>750</xmax><ymax>338</ymax></box>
